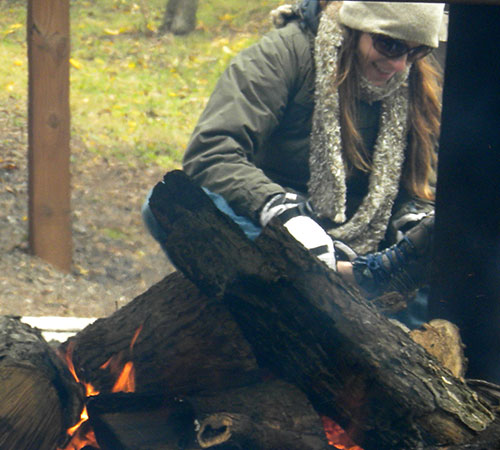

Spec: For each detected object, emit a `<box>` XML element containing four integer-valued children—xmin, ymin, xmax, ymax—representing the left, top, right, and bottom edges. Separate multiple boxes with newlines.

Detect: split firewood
<box><xmin>410</xmin><ymin>318</ymin><xmax>467</xmax><ymax>379</ymax></box>
<box><xmin>0</xmin><ymin>316</ymin><xmax>83</xmax><ymax>450</ymax></box>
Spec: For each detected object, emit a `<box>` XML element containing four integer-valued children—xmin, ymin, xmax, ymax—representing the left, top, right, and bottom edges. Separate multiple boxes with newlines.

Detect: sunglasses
<box><xmin>370</xmin><ymin>33</ymin><xmax>433</xmax><ymax>62</ymax></box>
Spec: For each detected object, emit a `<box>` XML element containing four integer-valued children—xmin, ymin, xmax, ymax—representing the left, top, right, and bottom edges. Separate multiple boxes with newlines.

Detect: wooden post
<box><xmin>27</xmin><ymin>0</ymin><xmax>72</xmax><ymax>272</ymax></box>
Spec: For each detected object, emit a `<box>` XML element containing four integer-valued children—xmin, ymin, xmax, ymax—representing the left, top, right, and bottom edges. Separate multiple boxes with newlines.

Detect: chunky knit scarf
<box><xmin>308</xmin><ymin>3</ymin><xmax>410</xmax><ymax>253</ymax></box>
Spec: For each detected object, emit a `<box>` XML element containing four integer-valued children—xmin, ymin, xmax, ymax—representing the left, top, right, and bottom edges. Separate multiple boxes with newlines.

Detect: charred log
<box><xmin>191</xmin><ymin>379</ymin><xmax>331</xmax><ymax>450</ymax></box>
<box><xmin>424</xmin><ymin>418</ymin><xmax>500</xmax><ymax>450</ymax></box>
<box><xmin>0</xmin><ymin>316</ymin><xmax>83</xmax><ymax>450</ymax></box>
<box><xmin>59</xmin><ymin>271</ymin><xmax>261</xmax><ymax>395</ymax></box>
<box><xmin>87</xmin><ymin>379</ymin><xmax>330</xmax><ymax>450</ymax></box>
<box><xmin>87</xmin><ymin>392</ymin><xmax>196</xmax><ymax>450</ymax></box>
<box><xmin>148</xmin><ymin>170</ymin><xmax>495</xmax><ymax>450</ymax></box>
<box><xmin>197</xmin><ymin>412</ymin><xmax>324</xmax><ymax>450</ymax></box>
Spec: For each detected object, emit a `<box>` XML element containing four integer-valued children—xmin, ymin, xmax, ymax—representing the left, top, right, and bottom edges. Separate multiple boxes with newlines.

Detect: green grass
<box><xmin>0</xmin><ymin>0</ymin><xmax>283</xmax><ymax>168</ymax></box>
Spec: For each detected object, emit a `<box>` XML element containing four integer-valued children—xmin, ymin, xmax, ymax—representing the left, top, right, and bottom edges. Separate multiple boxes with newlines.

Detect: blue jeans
<box><xmin>142</xmin><ymin>187</ymin><xmax>261</xmax><ymax>256</ymax></box>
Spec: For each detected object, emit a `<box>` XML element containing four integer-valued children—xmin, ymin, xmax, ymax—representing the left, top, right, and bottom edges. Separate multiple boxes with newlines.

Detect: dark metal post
<box><xmin>430</xmin><ymin>4</ymin><xmax>500</xmax><ymax>383</ymax></box>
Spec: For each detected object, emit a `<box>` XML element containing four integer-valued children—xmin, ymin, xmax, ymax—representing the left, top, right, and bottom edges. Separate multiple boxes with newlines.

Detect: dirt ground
<box><xmin>0</xmin><ymin>108</ymin><xmax>176</xmax><ymax>319</ymax></box>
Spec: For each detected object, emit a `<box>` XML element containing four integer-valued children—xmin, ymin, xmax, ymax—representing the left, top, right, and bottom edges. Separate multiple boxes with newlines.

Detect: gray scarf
<box><xmin>308</xmin><ymin>3</ymin><xmax>410</xmax><ymax>253</ymax></box>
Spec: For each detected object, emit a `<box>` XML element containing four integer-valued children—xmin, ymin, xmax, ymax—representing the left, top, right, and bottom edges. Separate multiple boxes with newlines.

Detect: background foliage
<box><xmin>0</xmin><ymin>0</ymin><xmax>283</xmax><ymax>168</ymax></box>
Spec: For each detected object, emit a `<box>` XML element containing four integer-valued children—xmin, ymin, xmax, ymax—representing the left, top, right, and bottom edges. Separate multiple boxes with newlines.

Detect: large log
<box><xmin>148</xmin><ymin>170</ymin><xmax>496</xmax><ymax>450</ymax></box>
<box><xmin>61</xmin><ymin>269</ymin><xmax>331</xmax><ymax>448</ymax></box>
<box><xmin>60</xmin><ymin>270</ymin><xmax>261</xmax><ymax>395</ymax></box>
<box><xmin>191</xmin><ymin>378</ymin><xmax>331</xmax><ymax>450</ymax></box>
<box><xmin>0</xmin><ymin>316</ymin><xmax>83</xmax><ymax>450</ymax></box>
<box><xmin>87</xmin><ymin>379</ymin><xmax>330</xmax><ymax>450</ymax></box>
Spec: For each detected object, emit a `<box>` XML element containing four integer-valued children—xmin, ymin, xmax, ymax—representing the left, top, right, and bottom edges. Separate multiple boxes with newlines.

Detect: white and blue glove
<box><xmin>260</xmin><ymin>193</ymin><xmax>337</xmax><ymax>270</ymax></box>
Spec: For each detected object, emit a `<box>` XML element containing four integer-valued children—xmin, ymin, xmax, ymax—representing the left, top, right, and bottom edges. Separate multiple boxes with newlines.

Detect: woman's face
<box><xmin>357</xmin><ymin>33</ymin><xmax>411</xmax><ymax>86</ymax></box>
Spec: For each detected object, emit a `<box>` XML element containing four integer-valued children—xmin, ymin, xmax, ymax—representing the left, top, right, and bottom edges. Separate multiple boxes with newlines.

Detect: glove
<box><xmin>391</xmin><ymin>210</ymin><xmax>434</xmax><ymax>242</ymax></box>
<box><xmin>260</xmin><ymin>193</ymin><xmax>337</xmax><ymax>270</ymax></box>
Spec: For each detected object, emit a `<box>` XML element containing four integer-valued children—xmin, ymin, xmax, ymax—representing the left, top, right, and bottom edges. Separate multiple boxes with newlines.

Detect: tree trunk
<box><xmin>0</xmin><ymin>316</ymin><xmax>83</xmax><ymax>450</ymax></box>
<box><xmin>160</xmin><ymin>0</ymin><xmax>199</xmax><ymax>35</ymax></box>
<box><xmin>147</xmin><ymin>170</ymin><xmax>496</xmax><ymax>450</ymax></box>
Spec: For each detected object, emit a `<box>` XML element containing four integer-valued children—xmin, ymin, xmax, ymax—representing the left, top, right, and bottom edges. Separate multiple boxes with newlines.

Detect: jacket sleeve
<box><xmin>182</xmin><ymin>23</ymin><xmax>312</xmax><ymax>223</ymax></box>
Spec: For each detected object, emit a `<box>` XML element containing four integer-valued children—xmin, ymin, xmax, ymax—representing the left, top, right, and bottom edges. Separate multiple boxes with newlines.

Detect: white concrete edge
<box><xmin>21</xmin><ymin>316</ymin><xmax>98</xmax><ymax>342</ymax></box>
<box><xmin>21</xmin><ymin>316</ymin><xmax>98</xmax><ymax>331</ymax></box>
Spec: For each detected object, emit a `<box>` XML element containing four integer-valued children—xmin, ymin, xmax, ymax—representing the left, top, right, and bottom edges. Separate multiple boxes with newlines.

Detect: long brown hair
<box><xmin>334</xmin><ymin>27</ymin><xmax>442</xmax><ymax>201</ymax></box>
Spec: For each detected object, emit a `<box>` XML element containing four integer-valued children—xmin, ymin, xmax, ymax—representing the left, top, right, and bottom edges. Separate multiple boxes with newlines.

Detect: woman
<box><xmin>145</xmin><ymin>1</ymin><xmax>444</xmax><ymax>311</ymax></box>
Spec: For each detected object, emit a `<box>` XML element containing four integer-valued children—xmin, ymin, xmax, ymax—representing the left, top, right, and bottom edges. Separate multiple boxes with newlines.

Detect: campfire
<box><xmin>57</xmin><ymin>329</ymin><xmax>141</xmax><ymax>450</ymax></box>
<box><xmin>54</xmin><ymin>326</ymin><xmax>360</xmax><ymax>450</ymax></box>
<box><xmin>1</xmin><ymin>171</ymin><xmax>499</xmax><ymax>450</ymax></box>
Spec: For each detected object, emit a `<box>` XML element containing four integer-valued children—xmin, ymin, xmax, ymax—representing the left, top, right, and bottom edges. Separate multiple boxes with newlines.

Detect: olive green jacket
<box><xmin>182</xmin><ymin>21</ymin><xmax>432</xmax><ymax>233</ymax></box>
<box><xmin>183</xmin><ymin>21</ymin><xmax>317</xmax><ymax>222</ymax></box>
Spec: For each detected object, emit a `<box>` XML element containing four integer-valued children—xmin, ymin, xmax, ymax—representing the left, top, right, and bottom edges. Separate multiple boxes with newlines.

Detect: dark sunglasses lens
<box><xmin>372</xmin><ymin>34</ymin><xmax>432</xmax><ymax>61</ymax></box>
<box><xmin>373</xmin><ymin>35</ymin><xmax>408</xmax><ymax>58</ymax></box>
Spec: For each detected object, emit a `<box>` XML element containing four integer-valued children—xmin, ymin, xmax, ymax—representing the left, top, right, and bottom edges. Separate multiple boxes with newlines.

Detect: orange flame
<box><xmin>111</xmin><ymin>361</ymin><xmax>135</xmax><ymax>393</ymax></box>
<box><xmin>57</xmin><ymin>343</ymin><xmax>100</xmax><ymax>450</ymax></box>
<box><xmin>322</xmin><ymin>416</ymin><xmax>364</xmax><ymax>450</ymax></box>
<box><xmin>130</xmin><ymin>324</ymin><xmax>143</xmax><ymax>350</ymax></box>
<box><xmin>100</xmin><ymin>324</ymin><xmax>142</xmax><ymax>393</ymax></box>
<box><xmin>57</xmin><ymin>326</ymin><xmax>143</xmax><ymax>450</ymax></box>
<box><xmin>60</xmin><ymin>423</ymin><xmax>98</xmax><ymax>450</ymax></box>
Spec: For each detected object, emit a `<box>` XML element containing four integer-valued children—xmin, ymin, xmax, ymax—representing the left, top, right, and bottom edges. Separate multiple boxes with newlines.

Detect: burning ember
<box><xmin>322</xmin><ymin>416</ymin><xmax>364</xmax><ymax>450</ymax></box>
<box><xmin>57</xmin><ymin>326</ymin><xmax>142</xmax><ymax>450</ymax></box>
<box><xmin>56</xmin><ymin>343</ymin><xmax>100</xmax><ymax>450</ymax></box>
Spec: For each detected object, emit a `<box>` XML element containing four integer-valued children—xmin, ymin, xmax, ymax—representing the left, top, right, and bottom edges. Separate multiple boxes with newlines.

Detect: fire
<box><xmin>112</xmin><ymin>360</ymin><xmax>135</xmax><ymax>393</ymax></box>
<box><xmin>58</xmin><ymin>327</ymin><xmax>359</xmax><ymax>450</ymax></box>
<box><xmin>99</xmin><ymin>324</ymin><xmax>142</xmax><ymax>393</ymax></box>
<box><xmin>322</xmin><ymin>416</ymin><xmax>364</xmax><ymax>450</ymax></box>
<box><xmin>57</xmin><ymin>326</ymin><xmax>143</xmax><ymax>450</ymax></box>
<box><xmin>57</xmin><ymin>342</ymin><xmax>100</xmax><ymax>450</ymax></box>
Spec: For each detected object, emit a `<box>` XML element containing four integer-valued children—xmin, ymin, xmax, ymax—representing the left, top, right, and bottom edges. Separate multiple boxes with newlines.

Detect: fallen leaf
<box><xmin>70</xmin><ymin>58</ymin><xmax>83</xmax><ymax>69</ymax></box>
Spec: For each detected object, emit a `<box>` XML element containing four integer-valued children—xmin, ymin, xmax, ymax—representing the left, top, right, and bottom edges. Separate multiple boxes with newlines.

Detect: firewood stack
<box><xmin>1</xmin><ymin>170</ymin><xmax>500</xmax><ymax>450</ymax></box>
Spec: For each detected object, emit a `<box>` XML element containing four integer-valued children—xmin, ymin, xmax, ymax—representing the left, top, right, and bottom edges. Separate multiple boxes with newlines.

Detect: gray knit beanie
<box><xmin>339</xmin><ymin>2</ymin><xmax>445</xmax><ymax>48</ymax></box>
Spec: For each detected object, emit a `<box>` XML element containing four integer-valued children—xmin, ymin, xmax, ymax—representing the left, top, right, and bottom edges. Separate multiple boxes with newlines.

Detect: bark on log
<box><xmin>148</xmin><ymin>170</ymin><xmax>496</xmax><ymax>450</ymax></box>
<box><xmin>87</xmin><ymin>379</ymin><xmax>330</xmax><ymax>450</ymax></box>
<box><xmin>197</xmin><ymin>412</ymin><xmax>324</xmax><ymax>449</ymax></box>
<box><xmin>60</xmin><ymin>271</ymin><xmax>261</xmax><ymax>395</ymax></box>
<box><xmin>0</xmin><ymin>316</ymin><xmax>83</xmax><ymax>450</ymax></box>
<box><xmin>191</xmin><ymin>378</ymin><xmax>331</xmax><ymax>450</ymax></box>
<box><xmin>58</xmin><ymin>255</ymin><xmax>330</xmax><ymax>448</ymax></box>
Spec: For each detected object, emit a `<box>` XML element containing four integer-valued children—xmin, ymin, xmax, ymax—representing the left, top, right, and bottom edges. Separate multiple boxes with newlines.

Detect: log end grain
<box><xmin>0</xmin><ymin>367</ymin><xmax>64</xmax><ymax>450</ymax></box>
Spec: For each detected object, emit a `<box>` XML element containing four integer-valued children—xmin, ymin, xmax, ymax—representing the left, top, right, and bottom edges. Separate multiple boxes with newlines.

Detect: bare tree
<box><xmin>160</xmin><ymin>0</ymin><xmax>199</xmax><ymax>35</ymax></box>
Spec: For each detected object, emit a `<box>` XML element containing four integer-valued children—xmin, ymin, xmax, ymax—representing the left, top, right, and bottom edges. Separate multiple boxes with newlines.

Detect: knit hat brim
<box><xmin>339</xmin><ymin>1</ymin><xmax>445</xmax><ymax>48</ymax></box>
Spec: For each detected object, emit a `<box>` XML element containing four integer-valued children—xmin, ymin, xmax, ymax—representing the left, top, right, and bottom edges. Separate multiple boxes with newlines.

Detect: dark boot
<box><xmin>352</xmin><ymin>215</ymin><xmax>434</xmax><ymax>298</ymax></box>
